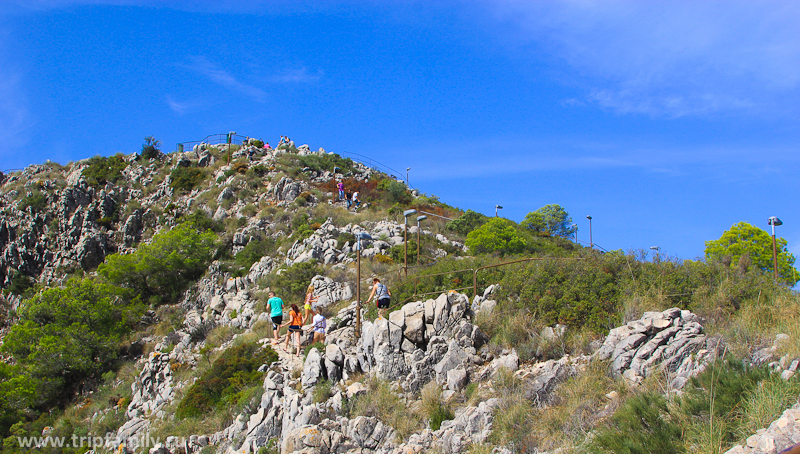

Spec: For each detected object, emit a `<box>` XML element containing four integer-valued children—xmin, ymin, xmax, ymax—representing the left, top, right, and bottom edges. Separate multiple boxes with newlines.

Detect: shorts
<box><xmin>288</xmin><ymin>325</ymin><xmax>302</xmax><ymax>332</ymax></box>
<box><xmin>304</xmin><ymin>303</ymin><xmax>312</xmax><ymax>311</ymax></box>
<box><xmin>271</xmin><ymin>315</ymin><xmax>282</xmax><ymax>330</ymax></box>
<box><xmin>377</xmin><ymin>297</ymin><xmax>390</xmax><ymax>309</ymax></box>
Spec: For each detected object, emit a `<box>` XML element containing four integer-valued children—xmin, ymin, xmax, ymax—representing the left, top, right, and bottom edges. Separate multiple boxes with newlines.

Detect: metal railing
<box><xmin>337</xmin><ymin>151</ymin><xmax>410</xmax><ymax>187</ymax></box>
<box><xmin>175</xmin><ymin>133</ymin><xmax>252</xmax><ymax>154</ymax></box>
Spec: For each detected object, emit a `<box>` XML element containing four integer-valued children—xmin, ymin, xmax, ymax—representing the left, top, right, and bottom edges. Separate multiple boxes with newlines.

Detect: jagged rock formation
<box><xmin>595</xmin><ymin>308</ymin><xmax>712</xmax><ymax>388</ymax></box>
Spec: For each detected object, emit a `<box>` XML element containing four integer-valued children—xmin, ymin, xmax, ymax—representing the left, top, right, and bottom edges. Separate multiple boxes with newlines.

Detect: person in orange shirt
<box><xmin>281</xmin><ymin>304</ymin><xmax>306</xmax><ymax>356</ymax></box>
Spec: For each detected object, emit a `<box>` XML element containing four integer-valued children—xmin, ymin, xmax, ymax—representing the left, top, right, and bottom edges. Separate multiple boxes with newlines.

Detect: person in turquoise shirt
<box><xmin>268</xmin><ymin>291</ymin><xmax>284</xmax><ymax>342</ymax></box>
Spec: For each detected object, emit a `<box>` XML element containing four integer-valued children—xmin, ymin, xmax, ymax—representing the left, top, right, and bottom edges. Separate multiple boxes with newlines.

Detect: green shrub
<box><xmin>18</xmin><ymin>190</ymin><xmax>47</xmax><ymax>213</ymax></box>
<box><xmin>261</xmin><ymin>262</ymin><xmax>323</xmax><ymax>303</ymax></box>
<box><xmin>677</xmin><ymin>359</ymin><xmax>777</xmax><ymax>451</ymax></box>
<box><xmin>376</xmin><ymin>179</ymin><xmax>412</xmax><ymax>205</ymax></box>
<box><xmin>170</xmin><ymin>167</ymin><xmax>206</xmax><ymax>192</ymax></box>
<box><xmin>1</xmin><ymin>279</ymin><xmax>144</xmax><ymax>407</ymax></box>
<box><xmin>231</xmin><ymin>238</ymin><xmax>276</xmax><ymax>277</ymax></box>
<box><xmin>313</xmin><ymin>379</ymin><xmax>333</xmax><ymax>403</ymax></box>
<box><xmin>175</xmin><ymin>342</ymin><xmax>277</xmax><ymax>419</ymax></box>
<box><xmin>588</xmin><ymin>391</ymin><xmax>684</xmax><ymax>454</ymax></box>
<box><xmin>7</xmin><ymin>271</ymin><xmax>35</xmax><ymax>297</ymax></box>
<box><xmin>82</xmin><ymin>154</ymin><xmax>128</xmax><ymax>187</ymax></box>
<box><xmin>446</xmin><ymin>209</ymin><xmax>488</xmax><ymax>235</ymax></box>
<box><xmin>179</xmin><ymin>209</ymin><xmax>224</xmax><ymax>233</ymax></box>
<box><xmin>98</xmin><ymin>222</ymin><xmax>217</xmax><ymax>304</ymax></box>
<box><xmin>141</xmin><ymin>136</ymin><xmax>161</xmax><ymax>160</ymax></box>
<box><xmin>465</xmin><ymin>218</ymin><xmax>526</xmax><ymax>255</ymax></box>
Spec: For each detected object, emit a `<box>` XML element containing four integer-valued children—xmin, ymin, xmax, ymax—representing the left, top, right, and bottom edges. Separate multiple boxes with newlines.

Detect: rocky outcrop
<box><xmin>595</xmin><ymin>308</ymin><xmax>711</xmax><ymax>387</ymax></box>
<box><xmin>126</xmin><ymin>352</ymin><xmax>176</xmax><ymax>419</ymax></box>
<box><xmin>725</xmin><ymin>405</ymin><xmax>800</xmax><ymax>454</ymax></box>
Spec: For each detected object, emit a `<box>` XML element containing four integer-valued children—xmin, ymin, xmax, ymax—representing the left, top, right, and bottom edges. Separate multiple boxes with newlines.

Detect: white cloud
<box><xmin>478</xmin><ymin>0</ymin><xmax>800</xmax><ymax>117</ymax></box>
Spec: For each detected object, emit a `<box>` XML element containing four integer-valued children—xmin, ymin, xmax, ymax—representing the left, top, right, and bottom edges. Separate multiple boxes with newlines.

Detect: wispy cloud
<box><xmin>269</xmin><ymin>67</ymin><xmax>323</xmax><ymax>84</ymax></box>
<box><xmin>178</xmin><ymin>56</ymin><xmax>268</xmax><ymax>101</ymax></box>
<box><xmin>165</xmin><ymin>95</ymin><xmax>206</xmax><ymax>115</ymax></box>
<box><xmin>477</xmin><ymin>0</ymin><xmax>800</xmax><ymax>117</ymax></box>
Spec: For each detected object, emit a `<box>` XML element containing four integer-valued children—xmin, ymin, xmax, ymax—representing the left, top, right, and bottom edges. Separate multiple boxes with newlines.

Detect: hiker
<box><xmin>352</xmin><ymin>191</ymin><xmax>360</xmax><ymax>209</ymax></box>
<box><xmin>303</xmin><ymin>284</ymin><xmax>318</xmax><ymax>321</ymax></box>
<box><xmin>267</xmin><ymin>291</ymin><xmax>284</xmax><ymax>342</ymax></box>
<box><xmin>367</xmin><ymin>277</ymin><xmax>391</xmax><ymax>318</ymax></box>
<box><xmin>311</xmin><ymin>310</ymin><xmax>327</xmax><ymax>343</ymax></box>
<box><xmin>281</xmin><ymin>304</ymin><xmax>305</xmax><ymax>356</ymax></box>
<box><xmin>337</xmin><ymin>181</ymin><xmax>345</xmax><ymax>200</ymax></box>
<box><xmin>345</xmin><ymin>192</ymin><xmax>352</xmax><ymax>209</ymax></box>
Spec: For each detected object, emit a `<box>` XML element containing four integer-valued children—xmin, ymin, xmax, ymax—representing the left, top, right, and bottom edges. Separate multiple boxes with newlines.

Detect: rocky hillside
<box><xmin>0</xmin><ymin>141</ymin><xmax>799</xmax><ymax>454</ymax></box>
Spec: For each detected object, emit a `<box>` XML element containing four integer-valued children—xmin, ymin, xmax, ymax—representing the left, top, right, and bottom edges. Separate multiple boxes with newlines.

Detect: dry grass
<box><xmin>718</xmin><ymin>289</ymin><xmax>800</xmax><ymax>359</ymax></box>
<box><xmin>351</xmin><ymin>376</ymin><xmax>422</xmax><ymax>439</ymax></box>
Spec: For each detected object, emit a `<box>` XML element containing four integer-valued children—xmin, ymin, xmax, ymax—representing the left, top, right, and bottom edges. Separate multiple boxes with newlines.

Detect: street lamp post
<box><xmin>406</xmin><ymin>167</ymin><xmax>410</xmax><ymax>186</ymax></box>
<box><xmin>768</xmin><ymin>216</ymin><xmax>783</xmax><ymax>281</ymax></box>
<box><xmin>495</xmin><ymin>205</ymin><xmax>503</xmax><ymax>217</ymax></box>
<box><xmin>416</xmin><ymin>215</ymin><xmax>427</xmax><ymax>264</ymax></box>
<box><xmin>355</xmin><ymin>232</ymin><xmax>372</xmax><ymax>337</ymax></box>
<box><xmin>586</xmin><ymin>215</ymin><xmax>593</xmax><ymax>250</ymax></box>
<box><xmin>403</xmin><ymin>209</ymin><xmax>417</xmax><ymax>278</ymax></box>
<box><xmin>650</xmin><ymin>246</ymin><xmax>660</xmax><ymax>262</ymax></box>
<box><xmin>572</xmin><ymin>224</ymin><xmax>578</xmax><ymax>244</ymax></box>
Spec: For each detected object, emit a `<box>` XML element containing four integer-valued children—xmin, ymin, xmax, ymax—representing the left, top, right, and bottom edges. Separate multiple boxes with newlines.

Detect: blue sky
<box><xmin>2</xmin><ymin>0</ymin><xmax>799</xmax><ymax>262</ymax></box>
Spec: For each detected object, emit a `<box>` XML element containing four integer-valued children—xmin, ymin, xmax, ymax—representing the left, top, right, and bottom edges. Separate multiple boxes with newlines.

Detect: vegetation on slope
<box><xmin>0</xmin><ymin>141</ymin><xmax>798</xmax><ymax>454</ymax></box>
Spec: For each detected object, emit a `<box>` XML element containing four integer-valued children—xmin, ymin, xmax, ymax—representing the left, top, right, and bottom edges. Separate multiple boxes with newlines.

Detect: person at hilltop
<box><xmin>345</xmin><ymin>191</ymin><xmax>352</xmax><ymax>209</ymax></box>
<box><xmin>367</xmin><ymin>277</ymin><xmax>392</xmax><ymax>318</ymax></box>
<box><xmin>352</xmin><ymin>191</ymin><xmax>360</xmax><ymax>210</ymax></box>
<box><xmin>281</xmin><ymin>304</ymin><xmax>306</xmax><ymax>356</ymax></box>
<box><xmin>267</xmin><ymin>291</ymin><xmax>284</xmax><ymax>343</ymax></box>
<box><xmin>337</xmin><ymin>181</ymin><xmax>345</xmax><ymax>200</ymax></box>
<box><xmin>303</xmin><ymin>284</ymin><xmax>318</xmax><ymax>321</ymax></box>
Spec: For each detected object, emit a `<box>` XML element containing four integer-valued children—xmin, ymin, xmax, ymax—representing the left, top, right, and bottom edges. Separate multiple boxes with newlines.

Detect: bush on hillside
<box><xmin>588</xmin><ymin>391</ymin><xmax>684</xmax><ymax>454</ymax></box>
<box><xmin>98</xmin><ymin>222</ymin><xmax>217</xmax><ymax>304</ymax></box>
<box><xmin>465</xmin><ymin>218</ymin><xmax>526</xmax><ymax>255</ymax></box>
<box><xmin>82</xmin><ymin>154</ymin><xmax>129</xmax><ymax>187</ymax></box>
<box><xmin>175</xmin><ymin>342</ymin><xmax>277</xmax><ymax>419</ymax></box>
<box><xmin>376</xmin><ymin>178</ymin><xmax>413</xmax><ymax>205</ymax></box>
<box><xmin>18</xmin><ymin>190</ymin><xmax>47</xmax><ymax>214</ymax></box>
<box><xmin>230</xmin><ymin>238</ymin><xmax>276</xmax><ymax>277</ymax></box>
<box><xmin>446</xmin><ymin>209</ymin><xmax>488</xmax><ymax>235</ymax></box>
<box><xmin>0</xmin><ymin>279</ymin><xmax>144</xmax><ymax>406</ymax></box>
<box><xmin>0</xmin><ymin>363</ymin><xmax>36</xmax><ymax>436</ymax></box>
<box><xmin>141</xmin><ymin>136</ymin><xmax>161</xmax><ymax>160</ymax></box>
<box><xmin>260</xmin><ymin>262</ymin><xmax>322</xmax><ymax>303</ymax></box>
<box><xmin>178</xmin><ymin>209</ymin><xmax>224</xmax><ymax>233</ymax></box>
<box><xmin>170</xmin><ymin>167</ymin><xmax>206</xmax><ymax>192</ymax></box>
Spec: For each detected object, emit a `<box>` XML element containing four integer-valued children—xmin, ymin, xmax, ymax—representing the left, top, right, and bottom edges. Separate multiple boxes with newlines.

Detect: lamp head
<box><xmin>586</xmin><ymin>215</ymin><xmax>592</xmax><ymax>220</ymax></box>
<box><xmin>768</xmin><ymin>216</ymin><xmax>783</xmax><ymax>226</ymax></box>
<box><xmin>650</xmin><ymin>246</ymin><xmax>660</xmax><ymax>251</ymax></box>
<box><xmin>403</xmin><ymin>209</ymin><xmax>417</xmax><ymax>218</ymax></box>
<box><xmin>356</xmin><ymin>232</ymin><xmax>373</xmax><ymax>240</ymax></box>
<box><xmin>495</xmin><ymin>205</ymin><xmax>503</xmax><ymax>210</ymax></box>
<box><xmin>417</xmin><ymin>215</ymin><xmax>427</xmax><ymax>222</ymax></box>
